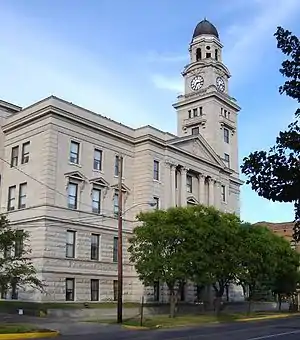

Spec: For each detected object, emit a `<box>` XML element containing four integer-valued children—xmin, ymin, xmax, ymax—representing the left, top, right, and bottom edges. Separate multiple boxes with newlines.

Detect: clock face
<box><xmin>216</xmin><ymin>77</ymin><xmax>225</xmax><ymax>92</ymax></box>
<box><xmin>190</xmin><ymin>76</ymin><xmax>204</xmax><ymax>91</ymax></box>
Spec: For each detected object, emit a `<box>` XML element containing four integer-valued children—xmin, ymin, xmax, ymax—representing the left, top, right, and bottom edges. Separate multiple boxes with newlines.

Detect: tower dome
<box><xmin>192</xmin><ymin>19</ymin><xmax>219</xmax><ymax>39</ymax></box>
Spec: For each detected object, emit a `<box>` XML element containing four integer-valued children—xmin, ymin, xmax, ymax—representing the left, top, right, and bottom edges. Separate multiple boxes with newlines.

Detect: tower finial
<box><xmin>204</xmin><ymin>16</ymin><xmax>207</xmax><ymax>21</ymax></box>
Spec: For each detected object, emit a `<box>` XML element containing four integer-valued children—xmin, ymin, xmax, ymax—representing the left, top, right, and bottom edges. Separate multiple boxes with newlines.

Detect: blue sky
<box><xmin>0</xmin><ymin>0</ymin><xmax>299</xmax><ymax>223</ymax></box>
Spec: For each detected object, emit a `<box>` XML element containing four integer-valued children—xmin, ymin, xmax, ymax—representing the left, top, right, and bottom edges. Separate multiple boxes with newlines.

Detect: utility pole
<box><xmin>117</xmin><ymin>155</ymin><xmax>123</xmax><ymax>323</ymax></box>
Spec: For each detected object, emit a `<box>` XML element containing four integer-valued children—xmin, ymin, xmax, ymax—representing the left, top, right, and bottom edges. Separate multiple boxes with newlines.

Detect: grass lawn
<box><xmin>0</xmin><ymin>324</ymin><xmax>50</xmax><ymax>334</ymax></box>
<box><xmin>114</xmin><ymin>312</ymin><xmax>294</xmax><ymax>329</ymax></box>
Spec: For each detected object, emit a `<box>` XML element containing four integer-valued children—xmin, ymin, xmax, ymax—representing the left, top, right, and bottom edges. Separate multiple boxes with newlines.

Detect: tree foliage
<box><xmin>0</xmin><ymin>215</ymin><xmax>43</xmax><ymax>296</ymax></box>
<box><xmin>241</xmin><ymin>26</ymin><xmax>300</xmax><ymax>240</ymax></box>
<box><xmin>128</xmin><ymin>205</ymin><xmax>299</xmax><ymax>317</ymax></box>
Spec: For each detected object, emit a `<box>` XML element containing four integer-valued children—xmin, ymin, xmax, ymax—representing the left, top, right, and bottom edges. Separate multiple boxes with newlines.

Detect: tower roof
<box><xmin>192</xmin><ymin>19</ymin><xmax>219</xmax><ymax>39</ymax></box>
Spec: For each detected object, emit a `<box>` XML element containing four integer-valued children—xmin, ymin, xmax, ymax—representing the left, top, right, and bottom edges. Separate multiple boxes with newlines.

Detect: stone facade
<box><xmin>0</xmin><ymin>20</ymin><xmax>243</xmax><ymax>303</ymax></box>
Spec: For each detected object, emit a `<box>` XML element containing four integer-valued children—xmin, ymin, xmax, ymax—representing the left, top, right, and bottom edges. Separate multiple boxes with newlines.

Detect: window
<box><xmin>199</xmin><ymin>107</ymin><xmax>203</xmax><ymax>115</ymax></box>
<box><xmin>221</xmin><ymin>185</ymin><xmax>226</xmax><ymax>202</ymax></box>
<box><xmin>92</xmin><ymin>188</ymin><xmax>101</xmax><ymax>214</ymax></box>
<box><xmin>196</xmin><ymin>48</ymin><xmax>201</xmax><ymax>61</ymax></box>
<box><xmin>153</xmin><ymin>197</ymin><xmax>159</xmax><ymax>210</ymax></box>
<box><xmin>224</xmin><ymin>153</ymin><xmax>230</xmax><ymax>168</ymax></box>
<box><xmin>69</xmin><ymin>141</ymin><xmax>80</xmax><ymax>164</ymax></box>
<box><xmin>215</xmin><ymin>49</ymin><xmax>218</xmax><ymax>61</ymax></box>
<box><xmin>21</xmin><ymin>142</ymin><xmax>30</xmax><ymax>164</ymax></box>
<box><xmin>91</xmin><ymin>279</ymin><xmax>99</xmax><ymax>301</ymax></box>
<box><xmin>66</xmin><ymin>278</ymin><xmax>75</xmax><ymax>301</ymax></box>
<box><xmin>113</xmin><ymin>236</ymin><xmax>118</xmax><ymax>262</ymax></box>
<box><xmin>191</xmin><ymin>127</ymin><xmax>199</xmax><ymax>135</ymax></box>
<box><xmin>66</xmin><ymin>230</ymin><xmax>76</xmax><ymax>258</ymax></box>
<box><xmin>18</xmin><ymin>183</ymin><xmax>27</xmax><ymax>209</ymax></box>
<box><xmin>7</xmin><ymin>186</ymin><xmax>16</xmax><ymax>211</ymax></box>
<box><xmin>113</xmin><ymin>280</ymin><xmax>118</xmax><ymax>301</ymax></box>
<box><xmin>187</xmin><ymin>175</ymin><xmax>193</xmax><ymax>193</ymax></box>
<box><xmin>93</xmin><ymin>149</ymin><xmax>102</xmax><ymax>171</ymax></box>
<box><xmin>113</xmin><ymin>192</ymin><xmax>119</xmax><ymax>217</ymax></box>
<box><xmin>206</xmin><ymin>52</ymin><xmax>211</xmax><ymax>58</ymax></box>
<box><xmin>114</xmin><ymin>155</ymin><xmax>119</xmax><ymax>176</ymax></box>
<box><xmin>15</xmin><ymin>230</ymin><xmax>23</xmax><ymax>258</ymax></box>
<box><xmin>224</xmin><ymin>128</ymin><xmax>229</xmax><ymax>143</ymax></box>
<box><xmin>188</xmin><ymin>110</ymin><xmax>192</xmax><ymax>118</ymax></box>
<box><xmin>10</xmin><ymin>146</ymin><xmax>19</xmax><ymax>167</ymax></box>
<box><xmin>192</xmin><ymin>108</ymin><xmax>198</xmax><ymax>117</ymax></box>
<box><xmin>153</xmin><ymin>281</ymin><xmax>159</xmax><ymax>301</ymax></box>
<box><xmin>153</xmin><ymin>160</ymin><xmax>159</xmax><ymax>180</ymax></box>
<box><xmin>68</xmin><ymin>182</ymin><xmax>78</xmax><ymax>209</ymax></box>
<box><xmin>91</xmin><ymin>234</ymin><xmax>100</xmax><ymax>260</ymax></box>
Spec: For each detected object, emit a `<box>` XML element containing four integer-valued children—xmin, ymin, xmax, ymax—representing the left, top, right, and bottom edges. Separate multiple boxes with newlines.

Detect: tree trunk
<box><xmin>247</xmin><ymin>299</ymin><xmax>252</xmax><ymax>315</ymax></box>
<box><xmin>213</xmin><ymin>283</ymin><xmax>225</xmax><ymax>316</ymax></box>
<box><xmin>278</xmin><ymin>294</ymin><xmax>282</xmax><ymax>311</ymax></box>
<box><xmin>169</xmin><ymin>288</ymin><xmax>176</xmax><ymax>318</ymax></box>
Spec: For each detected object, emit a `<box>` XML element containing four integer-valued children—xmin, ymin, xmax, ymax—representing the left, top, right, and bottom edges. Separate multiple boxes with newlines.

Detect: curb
<box><xmin>122</xmin><ymin>325</ymin><xmax>151</xmax><ymax>330</ymax></box>
<box><xmin>0</xmin><ymin>331</ymin><xmax>59</xmax><ymax>339</ymax></box>
<box><xmin>237</xmin><ymin>314</ymin><xmax>292</xmax><ymax>322</ymax></box>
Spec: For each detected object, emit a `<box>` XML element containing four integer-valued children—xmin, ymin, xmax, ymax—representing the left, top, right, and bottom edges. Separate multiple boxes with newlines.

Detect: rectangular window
<box><xmin>224</xmin><ymin>128</ymin><xmax>229</xmax><ymax>143</ymax></box>
<box><xmin>7</xmin><ymin>186</ymin><xmax>16</xmax><ymax>211</ymax></box>
<box><xmin>192</xmin><ymin>108</ymin><xmax>198</xmax><ymax>117</ymax></box>
<box><xmin>153</xmin><ymin>197</ymin><xmax>159</xmax><ymax>210</ymax></box>
<box><xmin>91</xmin><ymin>234</ymin><xmax>100</xmax><ymax>260</ymax></box>
<box><xmin>92</xmin><ymin>188</ymin><xmax>101</xmax><ymax>214</ymax></box>
<box><xmin>114</xmin><ymin>155</ymin><xmax>119</xmax><ymax>176</ymax></box>
<box><xmin>15</xmin><ymin>230</ymin><xmax>24</xmax><ymax>258</ymax></box>
<box><xmin>221</xmin><ymin>185</ymin><xmax>226</xmax><ymax>202</ymax></box>
<box><xmin>215</xmin><ymin>49</ymin><xmax>218</xmax><ymax>61</ymax></box>
<box><xmin>66</xmin><ymin>230</ymin><xmax>76</xmax><ymax>258</ymax></box>
<box><xmin>18</xmin><ymin>183</ymin><xmax>27</xmax><ymax>209</ymax></box>
<box><xmin>188</xmin><ymin>110</ymin><xmax>192</xmax><ymax>118</ymax></box>
<box><xmin>69</xmin><ymin>141</ymin><xmax>80</xmax><ymax>164</ymax></box>
<box><xmin>153</xmin><ymin>281</ymin><xmax>159</xmax><ymax>302</ymax></box>
<box><xmin>21</xmin><ymin>142</ymin><xmax>30</xmax><ymax>164</ymax></box>
<box><xmin>113</xmin><ymin>192</ymin><xmax>119</xmax><ymax>217</ymax></box>
<box><xmin>68</xmin><ymin>182</ymin><xmax>78</xmax><ymax>209</ymax></box>
<box><xmin>91</xmin><ymin>279</ymin><xmax>99</xmax><ymax>301</ymax></box>
<box><xmin>224</xmin><ymin>153</ymin><xmax>230</xmax><ymax>168</ymax></box>
<box><xmin>65</xmin><ymin>278</ymin><xmax>75</xmax><ymax>301</ymax></box>
<box><xmin>10</xmin><ymin>146</ymin><xmax>19</xmax><ymax>167</ymax></box>
<box><xmin>199</xmin><ymin>107</ymin><xmax>203</xmax><ymax>115</ymax></box>
<box><xmin>206</xmin><ymin>52</ymin><xmax>211</xmax><ymax>58</ymax></box>
<box><xmin>113</xmin><ymin>236</ymin><xmax>118</xmax><ymax>262</ymax></box>
<box><xmin>191</xmin><ymin>127</ymin><xmax>199</xmax><ymax>135</ymax></box>
<box><xmin>187</xmin><ymin>175</ymin><xmax>193</xmax><ymax>193</ymax></box>
<box><xmin>93</xmin><ymin>149</ymin><xmax>102</xmax><ymax>171</ymax></box>
<box><xmin>113</xmin><ymin>280</ymin><xmax>118</xmax><ymax>301</ymax></box>
<box><xmin>153</xmin><ymin>160</ymin><xmax>159</xmax><ymax>180</ymax></box>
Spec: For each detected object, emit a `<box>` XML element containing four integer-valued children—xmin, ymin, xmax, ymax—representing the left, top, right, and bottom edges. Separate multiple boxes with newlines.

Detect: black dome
<box><xmin>192</xmin><ymin>19</ymin><xmax>219</xmax><ymax>39</ymax></box>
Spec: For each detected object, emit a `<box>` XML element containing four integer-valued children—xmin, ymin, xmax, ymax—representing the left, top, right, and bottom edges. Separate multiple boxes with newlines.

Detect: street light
<box><xmin>117</xmin><ymin>198</ymin><xmax>157</xmax><ymax>324</ymax></box>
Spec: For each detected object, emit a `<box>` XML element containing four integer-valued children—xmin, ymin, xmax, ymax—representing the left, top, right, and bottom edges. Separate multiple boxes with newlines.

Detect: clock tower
<box><xmin>173</xmin><ymin>19</ymin><xmax>241</xmax><ymax>173</ymax></box>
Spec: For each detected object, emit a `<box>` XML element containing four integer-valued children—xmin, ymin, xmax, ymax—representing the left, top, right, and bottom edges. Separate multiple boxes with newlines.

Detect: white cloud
<box><xmin>151</xmin><ymin>74</ymin><xmax>183</xmax><ymax>93</ymax></box>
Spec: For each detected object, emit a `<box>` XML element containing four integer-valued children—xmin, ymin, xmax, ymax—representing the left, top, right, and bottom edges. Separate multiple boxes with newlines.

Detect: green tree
<box><xmin>237</xmin><ymin>224</ymin><xmax>293</xmax><ymax>314</ymax></box>
<box><xmin>0</xmin><ymin>215</ymin><xmax>43</xmax><ymax>297</ymax></box>
<box><xmin>241</xmin><ymin>27</ymin><xmax>300</xmax><ymax>240</ymax></box>
<box><xmin>128</xmin><ymin>207</ymin><xmax>194</xmax><ymax>317</ymax></box>
<box><xmin>188</xmin><ymin>206</ymin><xmax>242</xmax><ymax>314</ymax></box>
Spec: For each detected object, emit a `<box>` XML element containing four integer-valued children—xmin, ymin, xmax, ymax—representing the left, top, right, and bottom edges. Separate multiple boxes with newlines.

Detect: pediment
<box><xmin>110</xmin><ymin>183</ymin><xmax>130</xmax><ymax>193</ymax></box>
<box><xmin>168</xmin><ymin>135</ymin><xmax>224</xmax><ymax>168</ymax></box>
<box><xmin>64</xmin><ymin>171</ymin><xmax>85</xmax><ymax>181</ymax></box>
<box><xmin>89</xmin><ymin>177</ymin><xmax>109</xmax><ymax>187</ymax></box>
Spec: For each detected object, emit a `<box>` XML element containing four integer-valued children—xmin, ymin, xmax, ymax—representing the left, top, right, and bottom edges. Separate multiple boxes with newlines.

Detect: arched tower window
<box><xmin>196</xmin><ymin>48</ymin><xmax>202</xmax><ymax>61</ymax></box>
<box><xmin>215</xmin><ymin>49</ymin><xmax>218</xmax><ymax>61</ymax></box>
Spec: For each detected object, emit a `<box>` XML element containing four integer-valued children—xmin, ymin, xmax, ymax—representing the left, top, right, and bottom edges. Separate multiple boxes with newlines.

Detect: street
<box><xmin>42</xmin><ymin>316</ymin><xmax>300</xmax><ymax>340</ymax></box>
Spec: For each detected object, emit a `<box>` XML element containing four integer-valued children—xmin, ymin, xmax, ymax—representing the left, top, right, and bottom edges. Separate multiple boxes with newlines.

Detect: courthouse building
<box><xmin>0</xmin><ymin>19</ymin><xmax>243</xmax><ymax>302</ymax></box>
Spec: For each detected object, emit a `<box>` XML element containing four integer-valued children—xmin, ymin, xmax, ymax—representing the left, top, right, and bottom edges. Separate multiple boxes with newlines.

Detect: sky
<box><xmin>0</xmin><ymin>0</ymin><xmax>299</xmax><ymax>223</ymax></box>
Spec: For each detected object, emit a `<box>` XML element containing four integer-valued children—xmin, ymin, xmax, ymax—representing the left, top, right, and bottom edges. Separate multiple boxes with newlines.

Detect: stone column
<box><xmin>198</xmin><ymin>174</ymin><xmax>205</xmax><ymax>204</ymax></box>
<box><xmin>164</xmin><ymin>161</ymin><xmax>171</xmax><ymax>209</ymax></box>
<box><xmin>170</xmin><ymin>164</ymin><xmax>176</xmax><ymax>207</ymax></box>
<box><xmin>208</xmin><ymin>177</ymin><xmax>215</xmax><ymax>206</ymax></box>
<box><xmin>180</xmin><ymin>167</ymin><xmax>188</xmax><ymax>206</ymax></box>
<box><xmin>214</xmin><ymin>180</ymin><xmax>221</xmax><ymax>209</ymax></box>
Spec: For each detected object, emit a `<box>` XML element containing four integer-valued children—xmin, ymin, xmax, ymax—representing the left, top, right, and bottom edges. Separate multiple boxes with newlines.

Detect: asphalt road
<box><xmin>44</xmin><ymin>316</ymin><xmax>300</xmax><ymax>340</ymax></box>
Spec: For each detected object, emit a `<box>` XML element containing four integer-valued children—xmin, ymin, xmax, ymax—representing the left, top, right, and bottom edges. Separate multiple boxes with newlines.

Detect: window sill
<box><xmin>93</xmin><ymin>169</ymin><xmax>104</xmax><ymax>174</ymax></box>
<box><xmin>69</xmin><ymin>162</ymin><xmax>82</xmax><ymax>168</ymax></box>
<box><xmin>114</xmin><ymin>175</ymin><xmax>125</xmax><ymax>180</ymax></box>
<box><xmin>153</xmin><ymin>179</ymin><xmax>161</xmax><ymax>184</ymax></box>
